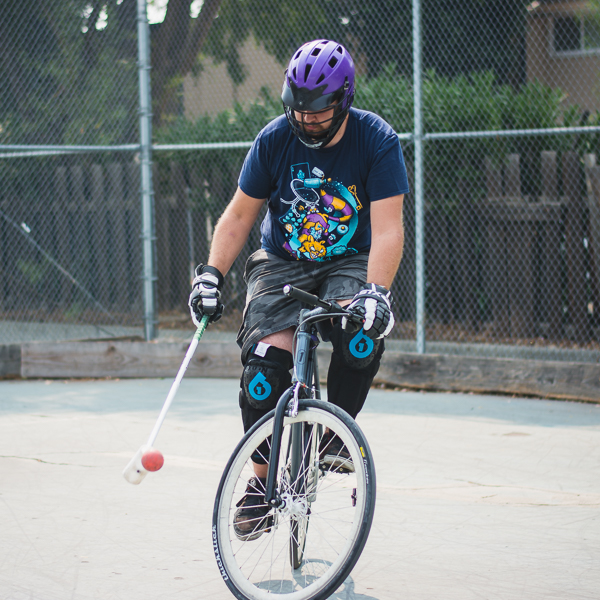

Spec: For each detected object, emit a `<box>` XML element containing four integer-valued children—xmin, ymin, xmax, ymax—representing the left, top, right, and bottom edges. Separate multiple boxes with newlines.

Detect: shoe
<box><xmin>319</xmin><ymin>431</ymin><xmax>354</xmax><ymax>473</ymax></box>
<box><xmin>233</xmin><ymin>477</ymin><xmax>273</xmax><ymax>541</ymax></box>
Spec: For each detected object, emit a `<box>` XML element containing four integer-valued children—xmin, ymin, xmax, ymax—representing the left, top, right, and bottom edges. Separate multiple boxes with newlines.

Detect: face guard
<box><xmin>282</xmin><ymin>81</ymin><xmax>351</xmax><ymax>148</ymax></box>
<box><xmin>281</xmin><ymin>40</ymin><xmax>355</xmax><ymax>149</ymax></box>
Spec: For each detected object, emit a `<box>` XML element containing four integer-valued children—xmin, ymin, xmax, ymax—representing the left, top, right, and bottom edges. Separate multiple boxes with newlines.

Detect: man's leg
<box><xmin>239</xmin><ymin>328</ymin><xmax>295</xmax><ymax>479</ymax></box>
<box><xmin>315</xmin><ymin>254</ymin><xmax>376</xmax><ymax>419</ymax></box>
<box><xmin>326</xmin><ymin>318</ymin><xmax>384</xmax><ymax>419</ymax></box>
<box><xmin>234</xmin><ymin>327</ymin><xmax>296</xmax><ymax>541</ymax></box>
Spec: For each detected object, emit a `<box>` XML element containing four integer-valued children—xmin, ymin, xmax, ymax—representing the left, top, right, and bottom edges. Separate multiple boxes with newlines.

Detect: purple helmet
<box><xmin>282</xmin><ymin>39</ymin><xmax>355</xmax><ymax>149</ymax></box>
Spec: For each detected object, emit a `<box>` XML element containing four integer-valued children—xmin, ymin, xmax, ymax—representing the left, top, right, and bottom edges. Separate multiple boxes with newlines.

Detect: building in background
<box><xmin>527</xmin><ymin>0</ymin><xmax>600</xmax><ymax>112</ymax></box>
<box><xmin>183</xmin><ymin>35</ymin><xmax>284</xmax><ymax>119</ymax></box>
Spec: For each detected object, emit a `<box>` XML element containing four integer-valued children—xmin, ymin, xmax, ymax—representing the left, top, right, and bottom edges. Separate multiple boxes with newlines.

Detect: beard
<box><xmin>301</xmin><ymin>121</ymin><xmax>330</xmax><ymax>141</ymax></box>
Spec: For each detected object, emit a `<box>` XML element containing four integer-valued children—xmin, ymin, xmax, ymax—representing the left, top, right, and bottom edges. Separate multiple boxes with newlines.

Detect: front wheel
<box><xmin>212</xmin><ymin>400</ymin><xmax>376</xmax><ymax>600</ymax></box>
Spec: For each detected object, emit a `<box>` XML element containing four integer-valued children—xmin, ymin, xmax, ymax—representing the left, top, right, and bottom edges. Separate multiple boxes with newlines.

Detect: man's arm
<box><xmin>207</xmin><ymin>186</ymin><xmax>266</xmax><ymax>275</ymax></box>
<box><xmin>367</xmin><ymin>194</ymin><xmax>405</xmax><ymax>287</ymax></box>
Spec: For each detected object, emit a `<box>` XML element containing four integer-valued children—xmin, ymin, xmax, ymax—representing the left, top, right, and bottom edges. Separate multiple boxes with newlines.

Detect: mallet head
<box><xmin>122</xmin><ymin>445</ymin><xmax>151</xmax><ymax>485</ymax></box>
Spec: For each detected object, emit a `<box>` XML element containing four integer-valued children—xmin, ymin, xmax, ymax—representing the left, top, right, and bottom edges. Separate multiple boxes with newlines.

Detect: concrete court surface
<box><xmin>0</xmin><ymin>378</ymin><xmax>599</xmax><ymax>600</ymax></box>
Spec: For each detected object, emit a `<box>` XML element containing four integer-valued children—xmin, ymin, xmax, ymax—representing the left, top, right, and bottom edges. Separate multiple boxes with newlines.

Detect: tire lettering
<box><xmin>212</xmin><ymin>525</ymin><xmax>229</xmax><ymax>581</ymax></box>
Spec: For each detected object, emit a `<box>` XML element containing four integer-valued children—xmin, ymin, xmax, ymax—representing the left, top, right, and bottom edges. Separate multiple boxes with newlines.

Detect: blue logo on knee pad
<box><xmin>350</xmin><ymin>329</ymin><xmax>374</xmax><ymax>358</ymax></box>
<box><xmin>249</xmin><ymin>372</ymin><xmax>271</xmax><ymax>401</ymax></box>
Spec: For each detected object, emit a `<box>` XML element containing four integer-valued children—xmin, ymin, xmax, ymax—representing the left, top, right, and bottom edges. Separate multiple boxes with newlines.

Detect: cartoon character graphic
<box><xmin>280</xmin><ymin>164</ymin><xmax>360</xmax><ymax>261</ymax></box>
<box><xmin>298</xmin><ymin>235</ymin><xmax>327</xmax><ymax>259</ymax></box>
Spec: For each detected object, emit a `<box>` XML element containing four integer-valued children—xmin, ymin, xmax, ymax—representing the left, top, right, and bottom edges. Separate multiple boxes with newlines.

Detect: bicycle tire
<box><xmin>212</xmin><ymin>399</ymin><xmax>376</xmax><ymax>600</ymax></box>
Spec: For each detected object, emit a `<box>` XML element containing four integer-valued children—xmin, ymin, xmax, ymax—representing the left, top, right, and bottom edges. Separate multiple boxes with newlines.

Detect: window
<box><xmin>554</xmin><ymin>17</ymin><xmax>580</xmax><ymax>52</ymax></box>
<box><xmin>584</xmin><ymin>16</ymin><xmax>600</xmax><ymax>50</ymax></box>
<box><xmin>553</xmin><ymin>14</ymin><xmax>600</xmax><ymax>54</ymax></box>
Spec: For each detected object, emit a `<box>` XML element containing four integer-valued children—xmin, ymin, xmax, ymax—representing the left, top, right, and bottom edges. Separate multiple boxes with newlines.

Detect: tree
<box><xmin>150</xmin><ymin>0</ymin><xmax>223</xmax><ymax>125</ymax></box>
<box><xmin>150</xmin><ymin>0</ymin><xmax>532</xmax><ymax>129</ymax></box>
<box><xmin>198</xmin><ymin>0</ymin><xmax>530</xmax><ymax>90</ymax></box>
<box><xmin>0</xmin><ymin>0</ymin><xmax>139</xmax><ymax>145</ymax></box>
<box><xmin>0</xmin><ymin>0</ymin><xmax>533</xmax><ymax>143</ymax></box>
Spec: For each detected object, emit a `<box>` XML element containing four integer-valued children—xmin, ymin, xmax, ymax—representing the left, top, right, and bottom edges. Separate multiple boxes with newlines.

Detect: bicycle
<box><xmin>212</xmin><ymin>284</ymin><xmax>377</xmax><ymax>600</ymax></box>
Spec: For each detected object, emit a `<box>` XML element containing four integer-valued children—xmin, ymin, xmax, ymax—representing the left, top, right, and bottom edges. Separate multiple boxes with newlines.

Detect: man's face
<box><xmin>294</xmin><ymin>105</ymin><xmax>336</xmax><ymax>139</ymax></box>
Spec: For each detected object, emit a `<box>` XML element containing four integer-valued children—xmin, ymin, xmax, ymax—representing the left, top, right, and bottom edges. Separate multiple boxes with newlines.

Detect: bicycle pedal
<box><xmin>263</xmin><ymin>514</ymin><xmax>274</xmax><ymax>534</ymax></box>
<box><xmin>319</xmin><ymin>459</ymin><xmax>354</xmax><ymax>474</ymax></box>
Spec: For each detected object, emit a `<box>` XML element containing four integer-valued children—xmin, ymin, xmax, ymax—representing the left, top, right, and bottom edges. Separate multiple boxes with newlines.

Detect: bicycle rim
<box><xmin>213</xmin><ymin>400</ymin><xmax>376</xmax><ymax>600</ymax></box>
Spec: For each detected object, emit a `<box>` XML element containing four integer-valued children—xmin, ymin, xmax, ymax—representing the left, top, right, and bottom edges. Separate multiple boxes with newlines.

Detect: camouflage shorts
<box><xmin>236</xmin><ymin>249</ymin><xmax>369</xmax><ymax>360</ymax></box>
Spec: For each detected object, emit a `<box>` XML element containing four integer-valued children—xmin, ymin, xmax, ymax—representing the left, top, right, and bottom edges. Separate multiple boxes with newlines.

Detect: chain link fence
<box><xmin>418</xmin><ymin>0</ymin><xmax>600</xmax><ymax>360</ymax></box>
<box><xmin>2</xmin><ymin>0</ymin><xmax>600</xmax><ymax>362</ymax></box>
<box><xmin>0</xmin><ymin>1</ymin><xmax>143</xmax><ymax>343</ymax></box>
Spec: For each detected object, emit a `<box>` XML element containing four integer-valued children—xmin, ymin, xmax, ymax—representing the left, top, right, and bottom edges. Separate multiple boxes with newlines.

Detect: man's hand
<box><xmin>188</xmin><ymin>264</ymin><xmax>225</xmax><ymax>327</ymax></box>
<box><xmin>342</xmin><ymin>283</ymin><xmax>395</xmax><ymax>340</ymax></box>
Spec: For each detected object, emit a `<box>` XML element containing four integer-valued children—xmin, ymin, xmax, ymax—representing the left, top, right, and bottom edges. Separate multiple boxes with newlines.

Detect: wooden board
<box><xmin>11</xmin><ymin>341</ymin><xmax>600</xmax><ymax>403</ymax></box>
<box><xmin>0</xmin><ymin>345</ymin><xmax>21</xmax><ymax>378</ymax></box>
<box><xmin>20</xmin><ymin>340</ymin><xmax>243</xmax><ymax>379</ymax></box>
<box><xmin>375</xmin><ymin>351</ymin><xmax>600</xmax><ymax>403</ymax></box>
<box><xmin>477</xmin><ymin>200</ymin><xmax>562</xmax><ymax>222</ymax></box>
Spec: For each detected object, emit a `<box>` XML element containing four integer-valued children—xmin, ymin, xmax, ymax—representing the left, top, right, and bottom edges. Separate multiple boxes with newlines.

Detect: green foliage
<box><xmin>64</xmin><ymin>301</ymin><xmax>85</xmax><ymax>321</ymax></box>
<box><xmin>156</xmin><ymin>68</ymin><xmax>600</xmax><ymax>208</ymax></box>
<box><xmin>62</xmin><ymin>48</ymin><xmax>138</xmax><ymax>145</ymax></box>
<box><xmin>155</xmin><ymin>87</ymin><xmax>282</xmax><ymax>147</ymax></box>
<box><xmin>17</xmin><ymin>259</ymin><xmax>47</xmax><ymax>287</ymax></box>
<box><xmin>353</xmin><ymin>65</ymin><xmax>413</xmax><ymax>133</ymax></box>
<box><xmin>0</xmin><ymin>0</ymin><xmax>138</xmax><ymax>146</ymax></box>
<box><xmin>578</xmin><ymin>110</ymin><xmax>600</xmax><ymax>157</ymax></box>
<box><xmin>0</xmin><ymin>0</ymin><xmax>539</xmax><ymax>143</ymax></box>
<box><xmin>154</xmin><ymin>88</ymin><xmax>284</xmax><ymax>215</ymax></box>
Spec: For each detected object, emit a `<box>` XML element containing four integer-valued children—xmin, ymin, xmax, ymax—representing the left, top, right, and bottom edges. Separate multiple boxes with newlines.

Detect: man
<box><xmin>189</xmin><ymin>39</ymin><xmax>409</xmax><ymax>539</ymax></box>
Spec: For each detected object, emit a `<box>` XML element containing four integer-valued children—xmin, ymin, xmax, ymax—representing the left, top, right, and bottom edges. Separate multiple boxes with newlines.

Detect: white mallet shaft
<box><xmin>122</xmin><ymin>316</ymin><xmax>209</xmax><ymax>485</ymax></box>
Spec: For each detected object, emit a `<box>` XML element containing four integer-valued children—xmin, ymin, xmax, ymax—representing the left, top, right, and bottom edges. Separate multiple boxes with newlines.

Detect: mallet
<box><xmin>122</xmin><ymin>315</ymin><xmax>209</xmax><ymax>485</ymax></box>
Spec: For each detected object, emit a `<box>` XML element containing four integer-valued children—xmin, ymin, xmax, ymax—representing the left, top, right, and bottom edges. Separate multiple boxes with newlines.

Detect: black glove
<box><xmin>188</xmin><ymin>264</ymin><xmax>225</xmax><ymax>326</ymax></box>
<box><xmin>342</xmin><ymin>283</ymin><xmax>395</xmax><ymax>340</ymax></box>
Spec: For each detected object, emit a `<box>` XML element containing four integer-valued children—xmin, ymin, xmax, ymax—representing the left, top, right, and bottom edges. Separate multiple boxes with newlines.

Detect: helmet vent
<box><xmin>311</xmin><ymin>47</ymin><xmax>321</xmax><ymax>56</ymax></box>
<box><xmin>316</xmin><ymin>73</ymin><xmax>325</xmax><ymax>84</ymax></box>
<box><xmin>292</xmin><ymin>67</ymin><xmax>297</xmax><ymax>79</ymax></box>
<box><xmin>336</xmin><ymin>46</ymin><xmax>343</xmax><ymax>53</ymax></box>
<box><xmin>295</xmin><ymin>51</ymin><xmax>302</xmax><ymax>59</ymax></box>
<box><xmin>328</xmin><ymin>57</ymin><xmax>338</xmax><ymax>68</ymax></box>
<box><xmin>304</xmin><ymin>64</ymin><xmax>312</xmax><ymax>80</ymax></box>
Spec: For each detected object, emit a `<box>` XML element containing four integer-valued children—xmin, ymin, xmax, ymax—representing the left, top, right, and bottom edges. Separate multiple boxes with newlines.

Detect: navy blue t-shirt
<box><xmin>238</xmin><ymin>108</ymin><xmax>410</xmax><ymax>261</ymax></box>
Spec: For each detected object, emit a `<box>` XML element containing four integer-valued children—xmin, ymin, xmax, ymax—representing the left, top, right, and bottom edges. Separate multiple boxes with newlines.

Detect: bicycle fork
<box><xmin>264</xmin><ymin>309</ymin><xmax>318</xmax><ymax>508</ymax></box>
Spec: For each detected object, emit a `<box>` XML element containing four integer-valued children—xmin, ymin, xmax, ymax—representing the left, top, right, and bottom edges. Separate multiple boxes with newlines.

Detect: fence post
<box><xmin>541</xmin><ymin>151</ymin><xmax>562</xmax><ymax>340</ymax></box>
<box><xmin>585</xmin><ymin>157</ymin><xmax>600</xmax><ymax>325</ymax></box>
<box><xmin>563</xmin><ymin>151</ymin><xmax>589</xmax><ymax>344</ymax></box>
<box><xmin>413</xmin><ymin>0</ymin><xmax>425</xmax><ymax>354</ymax></box>
<box><xmin>137</xmin><ymin>0</ymin><xmax>157</xmax><ymax>340</ymax></box>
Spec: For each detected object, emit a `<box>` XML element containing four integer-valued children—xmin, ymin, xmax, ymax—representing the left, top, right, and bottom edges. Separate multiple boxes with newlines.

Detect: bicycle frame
<box><xmin>263</xmin><ymin>284</ymin><xmax>362</xmax><ymax>508</ymax></box>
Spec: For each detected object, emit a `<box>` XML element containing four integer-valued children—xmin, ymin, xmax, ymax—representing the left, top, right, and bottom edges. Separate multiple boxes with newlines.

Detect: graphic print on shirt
<box><xmin>280</xmin><ymin>163</ymin><xmax>362</xmax><ymax>261</ymax></box>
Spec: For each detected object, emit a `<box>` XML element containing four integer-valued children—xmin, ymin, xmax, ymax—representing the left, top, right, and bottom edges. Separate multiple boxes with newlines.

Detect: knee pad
<box><xmin>241</xmin><ymin>344</ymin><xmax>293</xmax><ymax>411</ymax></box>
<box><xmin>330</xmin><ymin>321</ymin><xmax>383</xmax><ymax>371</ymax></box>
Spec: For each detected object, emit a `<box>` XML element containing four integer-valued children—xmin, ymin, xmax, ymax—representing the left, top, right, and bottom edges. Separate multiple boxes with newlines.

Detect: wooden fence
<box><xmin>1</xmin><ymin>151</ymin><xmax>599</xmax><ymax>346</ymax></box>
<box><xmin>424</xmin><ymin>151</ymin><xmax>600</xmax><ymax>344</ymax></box>
<box><xmin>153</xmin><ymin>156</ymin><xmax>252</xmax><ymax>314</ymax></box>
<box><xmin>0</xmin><ymin>160</ymin><xmax>142</xmax><ymax>321</ymax></box>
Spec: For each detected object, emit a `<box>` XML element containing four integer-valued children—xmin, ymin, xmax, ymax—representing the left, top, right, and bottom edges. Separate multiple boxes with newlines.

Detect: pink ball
<box><xmin>141</xmin><ymin>449</ymin><xmax>164</xmax><ymax>472</ymax></box>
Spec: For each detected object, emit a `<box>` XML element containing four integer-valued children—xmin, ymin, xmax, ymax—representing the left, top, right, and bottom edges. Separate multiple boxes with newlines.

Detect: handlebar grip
<box><xmin>282</xmin><ymin>285</ymin><xmax>332</xmax><ymax>309</ymax></box>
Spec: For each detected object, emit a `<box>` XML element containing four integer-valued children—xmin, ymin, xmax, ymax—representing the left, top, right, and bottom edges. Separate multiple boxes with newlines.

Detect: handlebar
<box><xmin>282</xmin><ymin>284</ymin><xmax>334</xmax><ymax>310</ymax></box>
<box><xmin>282</xmin><ymin>284</ymin><xmax>364</xmax><ymax>327</ymax></box>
